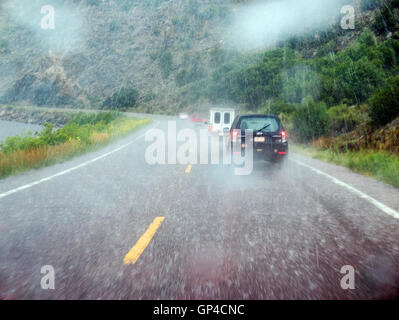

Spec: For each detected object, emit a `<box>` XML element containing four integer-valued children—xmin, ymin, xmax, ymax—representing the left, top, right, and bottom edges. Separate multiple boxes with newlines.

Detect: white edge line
<box><xmin>290</xmin><ymin>158</ymin><xmax>399</xmax><ymax>220</ymax></box>
<box><xmin>0</xmin><ymin>121</ymin><xmax>160</xmax><ymax>200</ymax></box>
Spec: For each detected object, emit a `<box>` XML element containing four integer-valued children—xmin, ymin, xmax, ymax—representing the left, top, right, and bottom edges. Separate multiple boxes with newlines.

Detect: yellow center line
<box><xmin>123</xmin><ymin>217</ymin><xmax>165</xmax><ymax>265</ymax></box>
<box><xmin>185</xmin><ymin>164</ymin><xmax>192</xmax><ymax>173</ymax></box>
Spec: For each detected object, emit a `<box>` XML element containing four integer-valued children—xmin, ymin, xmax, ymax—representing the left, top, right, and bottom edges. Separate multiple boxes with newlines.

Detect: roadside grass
<box><xmin>292</xmin><ymin>144</ymin><xmax>399</xmax><ymax>188</ymax></box>
<box><xmin>0</xmin><ymin>112</ymin><xmax>152</xmax><ymax>179</ymax></box>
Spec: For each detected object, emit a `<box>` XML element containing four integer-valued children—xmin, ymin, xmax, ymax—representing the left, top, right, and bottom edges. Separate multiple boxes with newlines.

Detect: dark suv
<box><xmin>229</xmin><ymin>114</ymin><xmax>288</xmax><ymax>163</ymax></box>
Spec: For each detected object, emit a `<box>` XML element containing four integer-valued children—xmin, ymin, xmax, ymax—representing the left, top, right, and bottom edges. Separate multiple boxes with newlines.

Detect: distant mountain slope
<box><xmin>0</xmin><ymin>0</ymin><xmax>397</xmax><ymax>114</ymax></box>
<box><xmin>0</xmin><ymin>0</ymin><xmax>233</xmax><ymax>112</ymax></box>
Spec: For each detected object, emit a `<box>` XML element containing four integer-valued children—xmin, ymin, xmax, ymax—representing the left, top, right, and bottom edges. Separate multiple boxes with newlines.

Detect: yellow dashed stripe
<box><xmin>123</xmin><ymin>217</ymin><xmax>165</xmax><ymax>265</ymax></box>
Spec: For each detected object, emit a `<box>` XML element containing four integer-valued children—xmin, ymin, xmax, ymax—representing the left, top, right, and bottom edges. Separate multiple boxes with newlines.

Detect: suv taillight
<box><xmin>231</xmin><ymin>129</ymin><xmax>240</xmax><ymax>142</ymax></box>
<box><xmin>281</xmin><ymin>130</ymin><xmax>287</xmax><ymax>141</ymax></box>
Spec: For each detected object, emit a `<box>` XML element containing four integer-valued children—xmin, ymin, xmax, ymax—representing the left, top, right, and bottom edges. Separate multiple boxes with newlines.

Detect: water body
<box><xmin>0</xmin><ymin>120</ymin><xmax>43</xmax><ymax>144</ymax></box>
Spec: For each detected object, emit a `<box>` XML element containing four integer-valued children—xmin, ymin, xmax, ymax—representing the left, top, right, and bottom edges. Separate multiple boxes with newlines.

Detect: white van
<box><xmin>209</xmin><ymin>108</ymin><xmax>235</xmax><ymax>136</ymax></box>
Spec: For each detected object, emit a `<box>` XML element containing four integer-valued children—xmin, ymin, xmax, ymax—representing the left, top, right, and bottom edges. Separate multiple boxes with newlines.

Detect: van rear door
<box><xmin>210</xmin><ymin>109</ymin><xmax>235</xmax><ymax>133</ymax></box>
<box><xmin>223</xmin><ymin>111</ymin><xmax>234</xmax><ymax>130</ymax></box>
<box><xmin>211</xmin><ymin>110</ymin><xmax>222</xmax><ymax>132</ymax></box>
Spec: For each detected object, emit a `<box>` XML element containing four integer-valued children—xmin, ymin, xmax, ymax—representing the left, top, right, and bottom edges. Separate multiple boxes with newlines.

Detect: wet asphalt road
<box><xmin>0</xmin><ymin>115</ymin><xmax>399</xmax><ymax>300</ymax></box>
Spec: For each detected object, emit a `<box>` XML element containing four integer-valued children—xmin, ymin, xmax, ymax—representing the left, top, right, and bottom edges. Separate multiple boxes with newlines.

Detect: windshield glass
<box><xmin>2</xmin><ymin>0</ymin><xmax>399</xmax><ymax>303</ymax></box>
<box><xmin>239</xmin><ymin>117</ymin><xmax>279</xmax><ymax>132</ymax></box>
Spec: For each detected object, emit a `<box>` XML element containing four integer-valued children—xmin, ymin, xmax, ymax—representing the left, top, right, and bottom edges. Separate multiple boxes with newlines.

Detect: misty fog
<box><xmin>2</xmin><ymin>0</ymin><xmax>86</xmax><ymax>54</ymax></box>
<box><xmin>227</xmin><ymin>0</ymin><xmax>348</xmax><ymax>51</ymax></box>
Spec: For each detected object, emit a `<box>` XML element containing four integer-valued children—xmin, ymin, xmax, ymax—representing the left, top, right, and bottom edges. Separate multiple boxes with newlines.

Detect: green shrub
<box><xmin>0</xmin><ymin>39</ymin><xmax>9</xmax><ymax>53</ymax></box>
<box><xmin>87</xmin><ymin>0</ymin><xmax>101</xmax><ymax>6</ymax></box>
<box><xmin>380</xmin><ymin>38</ymin><xmax>399</xmax><ymax>69</ymax></box>
<box><xmin>358</xmin><ymin>28</ymin><xmax>376</xmax><ymax>47</ymax></box>
<box><xmin>292</xmin><ymin>98</ymin><xmax>330</xmax><ymax>142</ymax></box>
<box><xmin>327</xmin><ymin>104</ymin><xmax>366</xmax><ymax>134</ymax></box>
<box><xmin>279</xmin><ymin>112</ymin><xmax>294</xmax><ymax>132</ymax></box>
<box><xmin>159</xmin><ymin>50</ymin><xmax>173</xmax><ymax>79</ymax></box>
<box><xmin>217</xmin><ymin>6</ymin><xmax>231</xmax><ymax>19</ymax></box>
<box><xmin>175</xmin><ymin>56</ymin><xmax>206</xmax><ymax>87</ymax></box>
<box><xmin>183</xmin><ymin>28</ymin><xmax>397</xmax><ymax>111</ymax></box>
<box><xmin>369</xmin><ymin>75</ymin><xmax>399</xmax><ymax>125</ymax></box>
<box><xmin>325</xmin><ymin>55</ymin><xmax>384</xmax><ymax>105</ymax></box>
<box><xmin>119</xmin><ymin>0</ymin><xmax>134</xmax><ymax>11</ymax></box>
<box><xmin>0</xmin><ymin>114</ymin><xmax>151</xmax><ymax>179</ymax></box>
<box><xmin>1</xmin><ymin>135</ymin><xmax>42</xmax><ymax>155</ymax></box>
<box><xmin>188</xmin><ymin>79</ymin><xmax>212</xmax><ymax>103</ymax></box>
<box><xmin>187</xmin><ymin>0</ymin><xmax>199</xmax><ymax>15</ymax></box>
<box><xmin>109</xmin><ymin>19</ymin><xmax>119</xmax><ymax>32</ymax></box>
<box><xmin>69</xmin><ymin>111</ymin><xmax>120</xmax><ymax>125</ymax></box>
<box><xmin>152</xmin><ymin>27</ymin><xmax>161</xmax><ymax>37</ymax></box>
<box><xmin>172</xmin><ymin>16</ymin><xmax>189</xmax><ymax>30</ymax></box>
<box><xmin>102</xmin><ymin>88</ymin><xmax>139</xmax><ymax>110</ymax></box>
<box><xmin>0</xmin><ymin>112</ymin><xmax>125</xmax><ymax>155</ymax></box>
<box><xmin>196</xmin><ymin>7</ymin><xmax>217</xmax><ymax>21</ymax></box>
<box><xmin>38</xmin><ymin>123</ymin><xmax>69</xmax><ymax>146</ymax></box>
<box><xmin>280</xmin><ymin>66</ymin><xmax>320</xmax><ymax>103</ymax></box>
<box><xmin>175</xmin><ymin>69</ymin><xmax>190</xmax><ymax>87</ymax></box>
<box><xmin>316</xmin><ymin>40</ymin><xmax>337</xmax><ymax>57</ymax></box>
<box><xmin>0</xmin><ymin>123</ymin><xmax>68</xmax><ymax>154</ymax></box>
<box><xmin>260</xmin><ymin>100</ymin><xmax>296</xmax><ymax>115</ymax></box>
<box><xmin>373</xmin><ymin>4</ymin><xmax>397</xmax><ymax>34</ymax></box>
<box><xmin>360</xmin><ymin>0</ymin><xmax>382</xmax><ymax>11</ymax></box>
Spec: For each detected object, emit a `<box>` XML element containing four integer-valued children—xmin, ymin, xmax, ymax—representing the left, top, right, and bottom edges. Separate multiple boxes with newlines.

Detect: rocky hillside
<box><xmin>0</xmin><ymin>0</ymin><xmax>234</xmax><ymax>113</ymax></box>
<box><xmin>0</xmin><ymin>105</ymin><xmax>81</xmax><ymax>126</ymax></box>
<box><xmin>0</xmin><ymin>0</ymin><xmax>396</xmax><ymax>114</ymax></box>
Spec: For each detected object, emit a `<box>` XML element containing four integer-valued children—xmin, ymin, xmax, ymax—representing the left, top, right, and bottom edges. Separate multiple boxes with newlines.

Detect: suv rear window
<box><xmin>239</xmin><ymin>116</ymin><xmax>279</xmax><ymax>132</ymax></box>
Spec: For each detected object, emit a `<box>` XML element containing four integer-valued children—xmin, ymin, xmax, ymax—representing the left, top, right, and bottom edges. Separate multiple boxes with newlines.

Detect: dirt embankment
<box><xmin>312</xmin><ymin>117</ymin><xmax>399</xmax><ymax>154</ymax></box>
<box><xmin>0</xmin><ymin>105</ymin><xmax>76</xmax><ymax>127</ymax></box>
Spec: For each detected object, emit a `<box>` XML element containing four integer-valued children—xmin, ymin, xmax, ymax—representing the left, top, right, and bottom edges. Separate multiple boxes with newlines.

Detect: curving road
<box><xmin>0</xmin><ymin>115</ymin><xmax>399</xmax><ymax>299</ymax></box>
